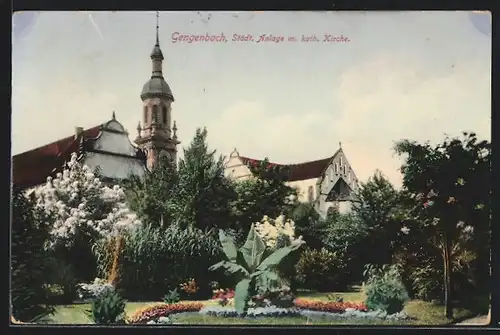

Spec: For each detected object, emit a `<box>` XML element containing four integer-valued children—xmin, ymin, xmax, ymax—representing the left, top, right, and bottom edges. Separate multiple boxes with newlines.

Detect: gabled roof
<box><xmin>12</xmin><ymin>125</ymin><xmax>102</xmax><ymax>189</ymax></box>
<box><xmin>239</xmin><ymin>151</ymin><xmax>340</xmax><ymax>182</ymax></box>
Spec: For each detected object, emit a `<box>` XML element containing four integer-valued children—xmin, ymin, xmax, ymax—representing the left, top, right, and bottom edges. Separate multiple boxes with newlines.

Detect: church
<box><xmin>12</xmin><ymin>16</ymin><xmax>179</xmax><ymax>191</ymax></box>
<box><xmin>12</xmin><ymin>15</ymin><xmax>360</xmax><ymax>216</ymax></box>
<box><xmin>223</xmin><ymin>147</ymin><xmax>359</xmax><ymax>217</ymax></box>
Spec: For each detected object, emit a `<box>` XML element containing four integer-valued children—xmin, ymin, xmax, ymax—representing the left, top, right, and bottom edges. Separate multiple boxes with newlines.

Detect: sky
<box><xmin>12</xmin><ymin>11</ymin><xmax>491</xmax><ymax>188</ymax></box>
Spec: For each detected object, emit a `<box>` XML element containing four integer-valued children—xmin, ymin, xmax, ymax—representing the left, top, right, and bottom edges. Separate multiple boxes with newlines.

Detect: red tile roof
<box><xmin>239</xmin><ymin>153</ymin><xmax>337</xmax><ymax>182</ymax></box>
<box><xmin>12</xmin><ymin>125</ymin><xmax>102</xmax><ymax>189</ymax></box>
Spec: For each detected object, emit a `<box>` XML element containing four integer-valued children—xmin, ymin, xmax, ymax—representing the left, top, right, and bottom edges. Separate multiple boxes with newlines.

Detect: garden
<box><xmin>11</xmin><ymin>128</ymin><xmax>491</xmax><ymax>326</ymax></box>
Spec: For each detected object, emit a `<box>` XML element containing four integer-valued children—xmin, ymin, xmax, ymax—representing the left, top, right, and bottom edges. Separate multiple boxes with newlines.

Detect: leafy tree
<box><xmin>394</xmin><ymin>132</ymin><xmax>490</xmax><ymax>319</ymax></box>
<box><xmin>232</xmin><ymin>158</ymin><xmax>297</xmax><ymax>235</ymax></box>
<box><xmin>287</xmin><ymin>202</ymin><xmax>325</xmax><ymax>250</ymax></box>
<box><xmin>172</xmin><ymin>128</ymin><xmax>237</xmax><ymax>232</ymax></box>
<box><xmin>122</xmin><ymin>156</ymin><xmax>178</xmax><ymax>227</ymax></box>
<box><xmin>321</xmin><ymin>212</ymin><xmax>369</xmax><ymax>284</ymax></box>
<box><xmin>34</xmin><ymin>152</ymin><xmax>140</xmax><ymax>283</ymax></box>
<box><xmin>11</xmin><ymin>189</ymin><xmax>55</xmax><ymax>322</ymax></box>
<box><xmin>350</xmin><ymin>171</ymin><xmax>406</xmax><ymax>267</ymax></box>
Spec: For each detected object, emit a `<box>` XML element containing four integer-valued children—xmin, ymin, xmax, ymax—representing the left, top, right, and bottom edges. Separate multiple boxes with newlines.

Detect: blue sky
<box><xmin>12</xmin><ymin>11</ymin><xmax>491</xmax><ymax>187</ymax></box>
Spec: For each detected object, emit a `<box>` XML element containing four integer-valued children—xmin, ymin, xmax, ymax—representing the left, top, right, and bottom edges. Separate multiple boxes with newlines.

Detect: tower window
<box><xmin>308</xmin><ymin>186</ymin><xmax>314</xmax><ymax>202</ymax></box>
<box><xmin>162</xmin><ymin>106</ymin><xmax>167</xmax><ymax>125</ymax></box>
<box><xmin>143</xmin><ymin>106</ymin><xmax>148</xmax><ymax>125</ymax></box>
<box><xmin>339</xmin><ymin>156</ymin><xmax>343</xmax><ymax>166</ymax></box>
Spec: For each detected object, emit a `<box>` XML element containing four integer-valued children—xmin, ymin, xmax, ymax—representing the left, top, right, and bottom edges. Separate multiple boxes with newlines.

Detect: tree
<box><xmin>172</xmin><ymin>128</ymin><xmax>237</xmax><ymax>232</ymax></box>
<box><xmin>394</xmin><ymin>132</ymin><xmax>490</xmax><ymax>319</ymax></box>
<box><xmin>122</xmin><ymin>156</ymin><xmax>178</xmax><ymax>227</ymax></box>
<box><xmin>34</xmin><ymin>152</ymin><xmax>140</xmax><ymax>282</ymax></box>
<box><xmin>232</xmin><ymin>158</ymin><xmax>297</xmax><ymax>235</ymax></box>
<box><xmin>287</xmin><ymin>202</ymin><xmax>325</xmax><ymax>250</ymax></box>
<box><xmin>11</xmin><ymin>189</ymin><xmax>55</xmax><ymax>322</ymax></box>
<box><xmin>350</xmin><ymin>171</ymin><xmax>407</xmax><ymax>266</ymax></box>
<box><xmin>321</xmin><ymin>211</ymin><xmax>369</xmax><ymax>284</ymax></box>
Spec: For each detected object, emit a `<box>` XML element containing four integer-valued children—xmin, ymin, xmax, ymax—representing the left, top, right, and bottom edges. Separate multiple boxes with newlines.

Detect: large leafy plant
<box><xmin>209</xmin><ymin>224</ymin><xmax>304</xmax><ymax>315</ymax></box>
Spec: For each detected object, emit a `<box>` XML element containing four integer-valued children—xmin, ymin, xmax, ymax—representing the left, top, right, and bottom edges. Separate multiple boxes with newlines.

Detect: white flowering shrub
<box><xmin>35</xmin><ymin>153</ymin><xmax>141</xmax><ymax>248</ymax></box>
<box><xmin>77</xmin><ymin>277</ymin><xmax>115</xmax><ymax>300</ymax></box>
<box><xmin>254</xmin><ymin>215</ymin><xmax>302</xmax><ymax>249</ymax></box>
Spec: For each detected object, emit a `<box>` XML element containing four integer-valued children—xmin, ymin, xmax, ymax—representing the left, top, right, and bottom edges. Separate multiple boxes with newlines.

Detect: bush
<box><xmin>295</xmin><ymin>248</ymin><xmax>347</xmax><ymax>292</ymax></box>
<box><xmin>363</xmin><ymin>264</ymin><xmax>410</xmax><ymax>314</ymax></box>
<box><xmin>86</xmin><ymin>289</ymin><xmax>126</xmax><ymax>324</ymax></box>
<box><xmin>11</xmin><ymin>190</ymin><xmax>55</xmax><ymax>322</ymax></box>
<box><xmin>44</xmin><ymin>258</ymin><xmax>80</xmax><ymax>304</ymax></box>
<box><xmin>94</xmin><ymin>223</ymin><xmax>224</xmax><ymax>300</ymax></box>
<box><xmin>77</xmin><ymin>278</ymin><xmax>114</xmax><ymax>301</ymax></box>
<box><xmin>321</xmin><ymin>212</ymin><xmax>370</xmax><ymax>284</ymax></box>
<box><xmin>163</xmin><ymin>288</ymin><xmax>181</xmax><ymax>304</ymax></box>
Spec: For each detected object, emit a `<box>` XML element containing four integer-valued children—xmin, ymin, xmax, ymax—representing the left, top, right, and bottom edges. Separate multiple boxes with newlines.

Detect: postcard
<box><xmin>11</xmin><ymin>10</ymin><xmax>491</xmax><ymax>326</ymax></box>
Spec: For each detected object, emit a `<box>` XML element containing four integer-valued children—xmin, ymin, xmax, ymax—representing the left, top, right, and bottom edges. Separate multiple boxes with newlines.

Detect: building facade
<box><xmin>12</xmin><ymin>17</ymin><xmax>178</xmax><ymax>191</ymax></box>
<box><xmin>224</xmin><ymin>145</ymin><xmax>359</xmax><ymax>217</ymax></box>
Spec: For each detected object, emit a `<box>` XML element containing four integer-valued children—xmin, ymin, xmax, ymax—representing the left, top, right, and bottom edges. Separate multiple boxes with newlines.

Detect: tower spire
<box><xmin>155</xmin><ymin>11</ymin><xmax>160</xmax><ymax>46</ymax></box>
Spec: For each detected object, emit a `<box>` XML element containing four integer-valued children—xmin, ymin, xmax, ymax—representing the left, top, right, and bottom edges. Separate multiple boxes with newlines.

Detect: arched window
<box><xmin>307</xmin><ymin>186</ymin><xmax>314</xmax><ymax>202</ymax></box>
<box><xmin>143</xmin><ymin>106</ymin><xmax>148</xmax><ymax>125</ymax></box>
<box><xmin>334</xmin><ymin>163</ymin><xmax>338</xmax><ymax>173</ymax></box>
<box><xmin>339</xmin><ymin>156</ymin><xmax>343</xmax><ymax>166</ymax></box>
<box><xmin>162</xmin><ymin>106</ymin><xmax>167</xmax><ymax>125</ymax></box>
<box><xmin>152</xmin><ymin>105</ymin><xmax>159</xmax><ymax>123</ymax></box>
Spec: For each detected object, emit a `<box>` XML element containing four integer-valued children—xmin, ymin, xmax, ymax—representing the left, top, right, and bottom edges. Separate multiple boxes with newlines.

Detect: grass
<box><xmin>47</xmin><ymin>288</ymin><xmax>482</xmax><ymax>326</ymax></box>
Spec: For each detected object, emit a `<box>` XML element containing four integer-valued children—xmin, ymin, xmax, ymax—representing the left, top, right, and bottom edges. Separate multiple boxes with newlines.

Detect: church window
<box><xmin>308</xmin><ymin>186</ymin><xmax>314</xmax><ymax>202</ymax></box>
<box><xmin>339</xmin><ymin>156</ymin><xmax>343</xmax><ymax>166</ymax></box>
<box><xmin>162</xmin><ymin>106</ymin><xmax>167</xmax><ymax>125</ymax></box>
<box><xmin>334</xmin><ymin>163</ymin><xmax>338</xmax><ymax>173</ymax></box>
<box><xmin>152</xmin><ymin>105</ymin><xmax>158</xmax><ymax>122</ymax></box>
<box><xmin>143</xmin><ymin>106</ymin><xmax>148</xmax><ymax>124</ymax></box>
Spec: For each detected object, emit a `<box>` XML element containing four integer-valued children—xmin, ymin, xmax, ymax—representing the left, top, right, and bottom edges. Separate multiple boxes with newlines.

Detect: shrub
<box><xmin>408</xmin><ymin>264</ymin><xmax>443</xmax><ymax>302</ymax></box>
<box><xmin>212</xmin><ymin>288</ymin><xmax>235</xmax><ymax>306</ymax></box>
<box><xmin>163</xmin><ymin>288</ymin><xmax>180</xmax><ymax>304</ymax></box>
<box><xmin>293</xmin><ymin>299</ymin><xmax>367</xmax><ymax>313</ymax></box>
<box><xmin>128</xmin><ymin>302</ymin><xmax>203</xmax><ymax>324</ymax></box>
<box><xmin>179</xmin><ymin>278</ymin><xmax>199</xmax><ymax>296</ymax></box>
<box><xmin>44</xmin><ymin>258</ymin><xmax>80</xmax><ymax>304</ymax></box>
<box><xmin>363</xmin><ymin>264</ymin><xmax>410</xmax><ymax>314</ymax></box>
<box><xmin>252</xmin><ymin>285</ymin><xmax>295</xmax><ymax>308</ymax></box>
<box><xmin>86</xmin><ymin>289</ymin><xmax>126</xmax><ymax>324</ymax></box>
<box><xmin>295</xmin><ymin>247</ymin><xmax>347</xmax><ymax>292</ymax></box>
<box><xmin>95</xmin><ymin>223</ymin><xmax>223</xmax><ymax>300</ymax></box>
<box><xmin>321</xmin><ymin>212</ymin><xmax>370</xmax><ymax>284</ymax></box>
<box><xmin>77</xmin><ymin>278</ymin><xmax>115</xmax><ymax>301</ymax></box>
<box><xmin>11</xmin><ymin>190</ymin><xmax>55</xmax><ymax>322</ymax></box>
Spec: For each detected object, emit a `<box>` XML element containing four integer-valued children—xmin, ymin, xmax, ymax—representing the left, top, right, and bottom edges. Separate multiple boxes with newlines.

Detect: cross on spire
<box><xmin>155</xmin><ymin>11</ymin><xmax>160</xmax><ymax>46</ymax></box>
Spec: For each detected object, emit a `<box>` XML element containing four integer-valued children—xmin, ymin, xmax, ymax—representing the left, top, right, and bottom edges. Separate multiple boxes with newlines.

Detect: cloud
<box><xmin>208</xmin><ymin>52</ymin><xmax>490</xmax><ymax>188</ymax></box>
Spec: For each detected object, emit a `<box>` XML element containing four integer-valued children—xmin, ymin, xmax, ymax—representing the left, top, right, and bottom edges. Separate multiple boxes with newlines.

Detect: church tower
<box><xmin>135</xmin><ymin>12</ymin><xmax>180</xmax><ymax>170</ymax></box>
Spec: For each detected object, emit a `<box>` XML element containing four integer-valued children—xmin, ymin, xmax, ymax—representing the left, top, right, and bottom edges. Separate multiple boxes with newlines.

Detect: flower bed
<box><xmin>293</xmin><ymin>299</ymin><xmax>368</xmax><ymax>313</ymax></box>
<box><xmin>128</xmin><ymin>299</ymin><xmax>412</xmax><ymax>324</ymax></box>
<box><xmin>127</xmin><ymin>302</ymin><xmax>204</xmax><ymax>324</ymax></box>
<box><xmin>200</xmin><ymin>306</ymin><xmax>300</xmax><ymax>318</ymax></box>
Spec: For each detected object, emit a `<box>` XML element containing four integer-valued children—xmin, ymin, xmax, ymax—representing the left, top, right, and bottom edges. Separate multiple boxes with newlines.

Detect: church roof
<box><xmin>239</xmin><ymin>153</ymin><xmax>338</xmax><ymax>182</ymax></box>
<box><xmin>141</xmin><ymin>77</ymin><xmax>174</xmax><ymax>101</ymax></box>
<box><xmin>12</xmin><ymin>125</ymin><xmax>101</xmax><ymax>190</ymax></box>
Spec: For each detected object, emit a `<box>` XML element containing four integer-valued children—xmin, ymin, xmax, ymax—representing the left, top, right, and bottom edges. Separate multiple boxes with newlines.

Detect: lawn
<box><xmin>47</xmin><ymin>287</ymin><xmax>481</xmax><ymax>325</ymax></box>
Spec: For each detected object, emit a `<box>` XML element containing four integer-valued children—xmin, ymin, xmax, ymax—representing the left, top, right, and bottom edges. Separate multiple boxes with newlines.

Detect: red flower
<box><xmin>128</xmin><ymin>302</ymin><xmax>203</xmax><ymax>324</ymax></box>
<box><xmin>293</xmin><ymin>299</ymin><xmax>368</xmax><ymax>313</ymax></box>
